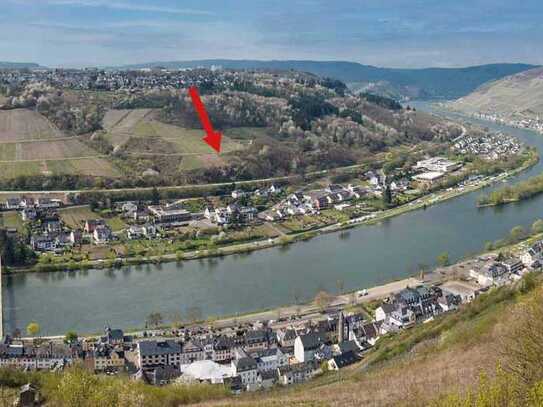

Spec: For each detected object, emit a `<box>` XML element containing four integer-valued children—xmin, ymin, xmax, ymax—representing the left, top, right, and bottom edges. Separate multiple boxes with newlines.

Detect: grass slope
<box><xmin>103</xmin><ymin>108</ymin><xmax>247</xmax><ymax>172</ymax></box>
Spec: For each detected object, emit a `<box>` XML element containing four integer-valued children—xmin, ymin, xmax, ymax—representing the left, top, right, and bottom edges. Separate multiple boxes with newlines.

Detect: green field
<box><xmin>0</xmin><ymin>143</ymin><xmax>15</xmax><ymax>160</ymax></box>
<box><xmin>45</xmin><ymin>157</ymin><xmax>122</xmax><ymax>177</ymax></box>
<box><xmin>1</xmin><ymin>211</ymin><xmax>24</xmax><ymax>232</ymax></box>
<box><xmin>0</xmin><ymin>161</ymin><xmax>43</xmax><ymax>178</ymax></box>
<box><xmin>223</xmin><ymin>126</ymin><xmax>269</xmax><ymax>140</ymax></box>
<box><xmin>132</xmin><ymin>120</ymin><xmax>244</xmax><ymax>154</ymax></box>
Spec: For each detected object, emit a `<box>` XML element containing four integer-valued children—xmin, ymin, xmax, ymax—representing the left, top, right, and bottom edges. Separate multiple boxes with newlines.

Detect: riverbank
<box><xmin>477</xmin><ymin>169</ymin><xmax>543</xmax><ymax>208</ymax></box>
<box><xmin>6</xmin><ymin>149</ymin><xmax>538</xmax><ymax>275</ymax></box>
<box><xmin>30</xmin><ymin>224</ymin><xmax>542</xmax><ymax>340</ymax></box>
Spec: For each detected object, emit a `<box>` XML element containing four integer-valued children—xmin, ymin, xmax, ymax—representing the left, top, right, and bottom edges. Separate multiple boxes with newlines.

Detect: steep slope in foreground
<box><xmin>199</xmin><ymin>276</ymin><xmax>543</xmax><ymax>407</ymax></box>
<box><xmin>450</xmin><ymin>67</ymin><xmax>543</xmax><ymax>119</ymax></box>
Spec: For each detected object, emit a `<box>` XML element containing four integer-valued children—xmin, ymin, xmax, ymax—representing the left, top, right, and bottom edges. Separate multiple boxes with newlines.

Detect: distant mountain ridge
<box><xmin>114</xmin><ymin>59</ymin><xmax>538</xmax><ymax>100</ymax></box>
<box><xmin>0</xmin><ymin>61</ymin><xmax>42</xmax><ymax>69</ymax></box>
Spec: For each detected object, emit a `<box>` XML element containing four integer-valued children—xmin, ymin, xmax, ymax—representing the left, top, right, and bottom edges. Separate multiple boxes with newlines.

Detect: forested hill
<box><xmin>116</xmin><ymin>60</ymin><xmax>537</xmax><ymax>100</ymax></box>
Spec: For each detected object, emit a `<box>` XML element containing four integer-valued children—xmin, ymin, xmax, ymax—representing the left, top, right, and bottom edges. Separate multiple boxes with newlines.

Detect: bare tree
<box><xmin>336</xmin><ymin>279</ymin><xmax>345</xmax><ymax>295</ymax></box>
<box><xmin>146</xmin><ymin>312</ymin><xmax>163</xmax><ymax>328</ymax></box>
<box><xmin>186</xmin><ymin>306</ymin><xmax>203</xmax><ymax>324</ymax></box>
<box><xmin>170</xmin><ymin>311</ymin><xmax>184</xmax><ymax>329</ymax></box>
<box><xmin>314</xmin><ymin>290</ymin><xmax>333</xmax><ymax>312</ymax></box>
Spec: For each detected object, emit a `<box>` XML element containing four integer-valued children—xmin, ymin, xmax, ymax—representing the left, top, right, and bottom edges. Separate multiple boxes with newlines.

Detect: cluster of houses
<box><xmin>204</xmin><ymin>204</ymin><xmax>258</xmax><ymax>226</ymax></box>
<box><xmin>374</xmin><ymin>285</ymin><xmax>462</xmax><ymax>330</ymax></box>
<box><xmin>30</xmin><ymin>217</ymin><xmax>112</xmax><ymax>253</ymax></box>
<box><xmin>94</xmin><ymin>311</ymin><xmax>373</xmax><ymax>391</ymax></box>
<box><xmin>467</xmin><ymin>241</ymin><xmax>543</xmax><ymax>288</ymax></box>
<box><xmin>473</xmin><ymin>112</ymin><xmax>543</xmax><ymax>135</ymax></box>
<box><xmin>2</xmin><ymin>196</ymin><xmax>62</xmax><ymax>214</ymax></box>
<box><xmin>0</xmin><ymin>336</ymin><xmax>75</xmax><ymax>371</ymax></box>
<box><xmin>0</xmin><ymin>66</ymin><xmax>241</xmax><ymax>93</ymax></box>
<box><xmin>452</xmin><ymin>132</ymin><xmax>522</xmax><ymax>160</ymax></box>
<box><xmin>258</xmin><ymin>184</ymin><xmax>366</xmax><ymax>222</ymax></box>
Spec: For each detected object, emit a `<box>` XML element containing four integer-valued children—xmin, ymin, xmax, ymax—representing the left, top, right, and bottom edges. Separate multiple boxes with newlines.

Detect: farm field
<box><xmin>177</xmin><ymin>153</ymin><xmax>228</xmax><ymax>170</ymax></box>
<box><xmin>44</xmin><ymin>157</ymin><xmax>122</xmax><ymax>177</ymax></box>
<box><xmin>0</xmin><ymin>138</ymin><xmax>98</xmax><ymax>161</ymax></box>
<box><xmin>102</xmin><ymin>108</ymin><xmax>155</xmax><ymax>147</ymax></box>
<box><xmin>134</xmin><ymin>121</ymin><xmax>244</xmax><ymax>154</ymax></box>
<box><xmin>102</xmin><ymin>109</ymin><xmax>247</xmax><ymax>171</ymax></box>
<box><xmin>0</xmin><ymin>109</ymin><xmax>63</xmax><ymax>141</ymax></box>
<box><xmin>0</xmin><ymin>161</ymin><xmax>43</xmax><ymax>178</ymax></box>
<box><xmin>0</xmin><ymin>109</ymin><xmax>122</xmax><ymax>178</ymax></box>
<box><xmin>0</xmin><ymin>106</ymin><xmax>257</xmax><ymax>180</ymax></box>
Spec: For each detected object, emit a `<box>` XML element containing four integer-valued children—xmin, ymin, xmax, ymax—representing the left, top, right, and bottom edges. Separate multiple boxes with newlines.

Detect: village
<box><xmin>0</xmin><ymin>232</ymin><xmax>539</xmax><ymax>396</ymax></box>
<box><xmin>0</xmin><ymin>124</ymin><xmax>524</xmax><ymax>270</ymax></box>
<box><xmin>0</xmin><ymin>65</ymin><xmax>237</xmax><ymax>95</ymax></box>
<box><xmin>471</xmin><ymin>112</ymin><xmax>543</xmax><ymax>135</ymax></box>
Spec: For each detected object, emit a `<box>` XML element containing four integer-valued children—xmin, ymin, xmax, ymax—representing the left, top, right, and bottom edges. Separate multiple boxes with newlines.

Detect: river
<box><xmin>4</xmin><ymin>102</ymin><xmax>543</xmax><ymax>335</ymax></box>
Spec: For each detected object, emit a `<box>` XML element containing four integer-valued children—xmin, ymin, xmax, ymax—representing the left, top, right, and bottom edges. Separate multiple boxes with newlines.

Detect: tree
<box><xmin>186</xmin><ymin>306</ymin><xmax>203</xmax><ymax>324</ymax></box>
<box><xmin>146</xmin><ymin>312</ymin><xmax>163</xmax><ymax>328</ymax></box>
<box><xmin>151</xmin><ymin>187</ymin><xmax>160</xmax><ymax>205</ymax></box>
<box><xmin>314</xmin><ymin>290</ymin><xmax>333</xmax><ymax>312</ymax></box>
<box><xmin>26</xmin><ymin>322</ymin><xmax>40</xmax><ymax>337</ymax></box>
<box><xmin>170</xmin><ymin>311</ymin><xmax>184</xmax><ymax>329</ymax></box>
<box><xmin>532</xmin><ymin>219</ymin><xmax>543</xmax><ymax>234</ymax></box>
<box><xmin>336</xmin><ymin>279</ymin><xmax>345</xmax><ymax>295</ymax></box>
<box><xmin>510</xmin><ymin>225</ymin><xmax>526</xmax><ymax>242</ymax></box>
<box><xmin>64</xmin><ymin>331</ymin><xmax>78</xmax><ymax>344</ymax></box>
<box><xmin>436</xmin><ymin>252</ymin><xmax>450</xmax><ymax>267</ymax></box>
<box><xmin>383</xmin><ymin>184</ymin><xmax>393</xmax><ymax>206</ymax></box>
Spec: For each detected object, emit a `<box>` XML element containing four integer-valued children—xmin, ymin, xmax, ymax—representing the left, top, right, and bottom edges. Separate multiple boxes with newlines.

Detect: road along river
<box><xmin>4</xmin><ymin>102</ymin><xmax>543</xmax><ymax>335</ymax></box>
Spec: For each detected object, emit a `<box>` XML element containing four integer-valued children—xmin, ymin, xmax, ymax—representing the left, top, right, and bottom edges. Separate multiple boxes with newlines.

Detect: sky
<box><xmin>0</xmin><ymin>0</ymin><xmax>542</xmax><ymax>68</ymax></box>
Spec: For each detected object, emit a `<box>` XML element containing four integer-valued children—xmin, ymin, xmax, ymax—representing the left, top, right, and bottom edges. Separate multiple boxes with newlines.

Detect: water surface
<box><xmin>4</xmin><ymin>102</ymin><xmax>543</xmax><ymax>335</ymax></box>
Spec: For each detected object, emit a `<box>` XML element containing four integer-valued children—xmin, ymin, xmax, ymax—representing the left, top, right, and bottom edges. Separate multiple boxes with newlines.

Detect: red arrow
<box><xmin>188</xmin><ymin>86</ymin><xmax>222</xmax><ymax>153</ymax></box>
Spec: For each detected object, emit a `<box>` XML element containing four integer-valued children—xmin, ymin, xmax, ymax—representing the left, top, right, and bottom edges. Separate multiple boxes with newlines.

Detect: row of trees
<box><xmin>145</xmin><ymin>307</ymin><xmax>204</xmax><ymax>329</ymax></box>
<box><xmin>478</xmin><ymin>172</ymin><xmax>543</xmax><ymax>206</ymax></box>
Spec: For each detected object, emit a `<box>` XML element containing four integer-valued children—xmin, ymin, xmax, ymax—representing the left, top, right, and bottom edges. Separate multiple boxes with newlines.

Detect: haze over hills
<box><xmin>450</xmin><ymin>67</ymin><xmax>543</xmax><ymax>119</ymax></box>
<box><xmin>116</xmin><ymin>59</ymin><xmax>537</xmax><ymax>100</ymax></box>
<box><xmin>0</xmin><ymin>61</ymin><xmax>42</xmax><ymax>69</ymax></box>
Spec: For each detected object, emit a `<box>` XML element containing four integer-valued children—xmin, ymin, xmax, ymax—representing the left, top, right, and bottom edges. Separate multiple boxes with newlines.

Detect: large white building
<box><xmin>415</xmin><ymin>157</ymin><xmax>461</xmax><ymax>173</ymax></box>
